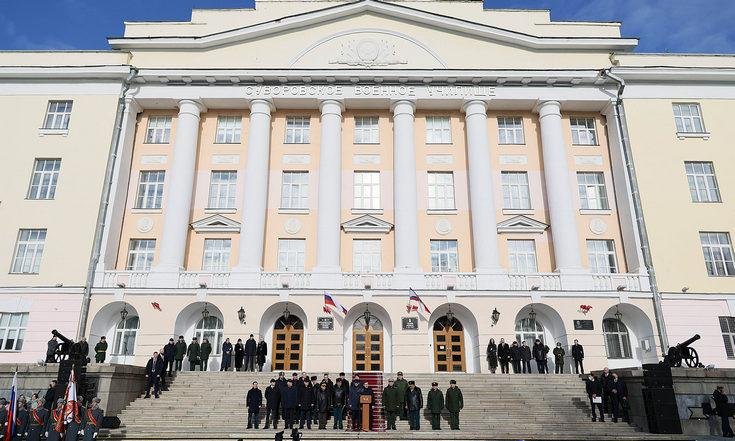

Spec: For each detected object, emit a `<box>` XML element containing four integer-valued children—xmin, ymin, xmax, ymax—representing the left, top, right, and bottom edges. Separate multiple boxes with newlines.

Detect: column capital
<box><xmin>390</xmin><ymin>99</ymin><xmax>416</xmax><ymax>116</ymax></box>
<box><xmin>461</xmin><ymin>99</ymin><xmax>488</xmax><ymax>116</ymax></box>
<box><xmin>533</xmin><ymin>100</ymin><xmax>562</xmax><ymax>118</ymax></box>
<box><xmin>319</xmin><ymin>99</ymin><xmax>344</xmax><ymax>117</ymax></box>
<box><xmin>177</xmin><ymin>99</ymin><xmax>206</xmax><ymax>117</ymax></box>
<box><xmin>249</xmin><ymin>98</ymin><xmax>275</xmax><ymax>115</ymax></box>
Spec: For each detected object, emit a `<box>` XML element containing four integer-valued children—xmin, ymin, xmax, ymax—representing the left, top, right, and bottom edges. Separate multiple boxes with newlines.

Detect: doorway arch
<box><xmin>260</xmin><ymin>302</ymin><xmax>309</xmax><ymax>372</ymax></box>
<box><xmin>514</xmin><ymin>304</ymin><xmax>569</xmax><ymax>372</ymax></box>
<box><xmin>174</xmin><ymin>302</ymin><xmax>224</xmax><ymax>371</ymax></box>
<box><xmin>352</xmin><ymin>313</ymin><xmax>384</xmax><ymax>372</ymax></box>
<box><xmin>343</xmin><ymin>302</ymin><xmax>392</xmax><ymax>373</ymax></box>
<box><xmin>89</xmin><ymin>301</ymin><xmax>140</xmax><ymax>365</ymax></box>
<box><xmin>602</xmin><ymin>303</ymin><xmax>657</xmax><ymax>368</ymax></box>
<box><xmin>426</xmin><ymin>303</ymin><xmax>480</xmax><ymax>373</ymax></box>
<box><xmin>433</xmin><ymin>315</ymin><xmax>465</xmax><ymax>372</ymax></box>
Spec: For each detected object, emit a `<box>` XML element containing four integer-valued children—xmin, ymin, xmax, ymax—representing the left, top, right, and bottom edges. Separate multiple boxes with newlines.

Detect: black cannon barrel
<box><xmin>52</xmin><ymin>329</ymin><xmax>73</xmax><ymax>345</ymax></box>
<box><xmin>678</xmin><ymin>334</ymin><xmax>701</xmax><ymax>349</ymax></box>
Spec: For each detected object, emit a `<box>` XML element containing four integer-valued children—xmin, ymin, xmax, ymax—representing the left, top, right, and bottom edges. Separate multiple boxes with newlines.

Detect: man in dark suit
<box><xmin>144</xmin><ymin>351</ymin><xmax>164</xmax><ymax>398</ymax></box>
<box><xmin>571</xmin><ymin>339</ymin><xmax>585</xmax><ymax>374</ymax></box>
<box><xmin>714</xmin><ymin>386</ymin><xmax>734</xmax><ymax>437</ymax></box>
<box><xmin>244</xmin><ymin>334</ymin><xmax>257</xmax><ymax>372</ymax></box>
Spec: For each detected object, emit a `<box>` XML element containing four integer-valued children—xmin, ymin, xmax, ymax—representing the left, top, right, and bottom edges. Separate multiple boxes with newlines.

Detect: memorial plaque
<box><xmin>573</xmin><ymin>319</ymin><xmax>594</xmax><ymax>331</ymax></box>
<box><xmin>317</xmin><ymin>316</ymin><xmax>334</xmax><ymax>331</ymax></box>
<box><xmin>402</xmin><ymin>317</ymin><xmax>419</xmax><ymax>331</ymax></box>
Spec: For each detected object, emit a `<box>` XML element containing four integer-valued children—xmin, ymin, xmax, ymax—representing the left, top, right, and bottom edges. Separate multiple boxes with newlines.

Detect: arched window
<box><xmin>194</xmin><ymin>316</ymin><xmax>224</xmax><ymax>355</ymax></box>
<box><xmin>515</xmin><ymin>317</ymin><xmax>544</xmax><ymax>347</ymax></box>
<box><xmin>113</xmin><ymin>316</ymin><xmax>139</xmax><ymax>356</ymax></box>
<box><xmin>603</xmin><ymin>318</ymin><xmax>632</xmax><ymax>359</ymax></box>
<box><xmin>354</xmin><ymin>315</ymin><xmax>383</xmax><ymax>331</ymax></box>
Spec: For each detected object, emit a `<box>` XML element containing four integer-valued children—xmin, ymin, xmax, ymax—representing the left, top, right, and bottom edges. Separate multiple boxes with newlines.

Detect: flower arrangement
<box><xmin>579</xmin><ymin>304</ymin><xmax>593</xmax><ymax>315</ymax></box>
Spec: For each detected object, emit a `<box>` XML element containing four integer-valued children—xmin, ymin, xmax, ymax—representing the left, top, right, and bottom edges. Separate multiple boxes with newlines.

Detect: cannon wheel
<box><xmin>685</xmin><ymin>347</ymin><xmax>699</xmax><ymax>368</ymax></box>
<box><xmin>54</xmin><ymin>350</ymin><xmax>68</xmax><ymax>362</ymax></box>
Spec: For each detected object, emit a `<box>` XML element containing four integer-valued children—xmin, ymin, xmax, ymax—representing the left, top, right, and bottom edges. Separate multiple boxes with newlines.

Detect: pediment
<box><xmin>497</xmin><ymin>215</ymin><xmax>549</xmax><ymax>234</ymax></box>
<box><xmin>342</xmin><ymin>214</ymin><xmax>394</xmax><ymax>234</ymax></box>
<box><xmin>191</xmin><ymin>214</ymin><xmax>241</xmax><ymax>233</ymax></box>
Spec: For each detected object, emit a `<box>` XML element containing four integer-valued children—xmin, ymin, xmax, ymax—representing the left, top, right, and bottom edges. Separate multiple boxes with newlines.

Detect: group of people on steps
<box><xmin>486</xmin><ymin>338</ymin><xmax>586</xmax><ymax>374</ymax></box>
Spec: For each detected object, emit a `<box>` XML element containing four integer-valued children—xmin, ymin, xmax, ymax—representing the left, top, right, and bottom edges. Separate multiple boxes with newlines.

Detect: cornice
<box><xmin>0</xmin><ymin>65</ymin><xmax>133</xmax><ymax>80</ymax></box>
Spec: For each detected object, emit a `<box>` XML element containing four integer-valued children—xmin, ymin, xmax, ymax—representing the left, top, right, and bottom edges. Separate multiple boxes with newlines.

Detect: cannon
<box><xmin>665</xmin><ymin>334</ymin><xmax>702</xmax><ymax>368</ymax></box>
<box><xmin>51</xmin><ymin>329</ymin><xmax>87</xmax><ymax>364</ymax></box>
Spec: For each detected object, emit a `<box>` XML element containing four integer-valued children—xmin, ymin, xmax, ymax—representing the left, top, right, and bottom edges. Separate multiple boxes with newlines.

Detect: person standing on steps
<box><xmin>713</xmin><ymin>386</ymin><xmax>734</xmax><ymax>437</ymax></box>
<box><xmin>600</xmin><ymin>367</ymin><xmax>614</xmax><ymax>417</ymax></box>
<box><xmin>316</xmin><ymin>381</ymin><xmax>332</xmax><ymax>430</ymax></box>
<box><xmin>221</xmin><ymin>338</ymin><xmax>233</xmax><ymax>372</ymax></box>
<box><xmin>94</xmin><ymin>336</ymin><xmax>107</xmax><ymax>363</ymax></box>
<box><xmin>332</xmin><ymin>377</ymin><xmax>347</xmax><ymax>430</ymax></box>
<box><xmin>256</xmin><ymin>337</ymin><xmax>268</xmax><ymax>372</ymax></box>
<box><xmin>486</xmin><ymin>338</ymin><xmax>498</xmax><ymax>373</ymax></box>
<box><xmin>186</xmin><ymin>336</ymin><xmax>201</xmax><ymax>371</ymax></box>
<box><xmin>158</xmin><ymin>350</ymin><xmax>168</xmax><ymax>391</ymax></box>
<box><xmin>610</xmin><ymin>372</ymin><xmax>629</xmax><ymax>423</ymax></box>
<box><xmin>163</xmin><ymin>338</ymin><xmax>175</xmax><ymax>376</ymax></box>
<box><xmin>43</xmin><ymin>381</ymin><xmax>56</xmax><ymax>412</ymax></box>
<box><xmin>509</xmin><ymin>341</ymin><xmax>521</xmax><ymax>374</ymax></box>
<box><xmin>405</xmin><ymin>380</ymin><xmax>423</xmax><ymax>431</ymax></box>
<box><xmin>520</xmin><ymin>341</ymin><xmax>532</xmax><ymax>374</ymax></box>
<box><xmin>393</xmin><ymin>372</ymin><xmax>408</xmax><ymax>421</ymax></box>
<box><xmin>264</xmin><ymin>379</ymin><xmax>280</xmax><ymax>429</ymax></box>
<box><xmin>244</xmin><ymin>334</ymin><xmax>257</xmax><ymax>372</ymax></box>
<box><xmin>234</xmin><ymin>338</ymin><xmax>245</xmax><ymax>372</ymax></box>
<box><xmin>297</xmin><ymin>376</ymin><xmax>314</xmax><ymax>430</ymax></box>
<box><xmin>174</xmin><ymin>335</ymin><xmax>186</xmax><ymax>372</ymax></box>
<box><xmin>532</xmin><ymin>339</ymin><xmax>549</xmax><ymax>374</ymax></box>
<box><xmin>83</xmin><ymin>398</ymin><xmax>104</xmax><ymax>441</ymax></box>
<box><xmin>585</xmin><ymin>373</ymin><xmax>605</xmax><ymax>422</ymax></box>
<box><xmin>571</xmin><ymin>339</ymin><xmax>585</xmax><ymax>374</ymax></box>
<box><xmin>200</xmin><ymin>337</ymin><xmax>212</xmax><ymax>371</ymax></box>
<box><xmin>498</xmin><ymin>338</ymin><xmax>511</xmax><ymax>374</ymax></box>
<box><xmin>144</xmin><ymin>351</ymin><xmax>163</xmax><ymax>398</ymax></box>
<box><xmin>427</xmin><ymin>382</ymin><xmax>444</xmax><ymax>430</ymax></box>
<box><xmin>281</xmin><ymin>380</ymin><xmax>298</xmax><ymax>430</ymax></box>
<box><xmin>348</xmin><ymin>376</ymin><xmax>364</xmax><ymax>431</ymax></box>
<box><xmin>553</xmin><ymin>342</ymin><xmax>565</xmax><ymax>374</ymax></box>
<box><xmin>46</xmin><ymin>335</ymin><xmax>59</xmax><ymax>363</ymax></box>
<box><xmin>445</xmin><ymin>380</ymin><xmax>463</xmax><ymax>430</ymax></box>
<box><xmin>382</xmin><ymin>378</ymin><xmax>400</xmax><ymax>430</ymax></box>
<box><xmin>246</xmin><ymin>381</ymin><xmax>263</xmax><ymax>429</ymax></box>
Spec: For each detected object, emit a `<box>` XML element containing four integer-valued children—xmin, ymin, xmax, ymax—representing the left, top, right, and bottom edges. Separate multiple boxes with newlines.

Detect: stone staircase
<box><xmin>100</xmin><ymin>371</ymin><xmax>688</xmax><ymax>440</ymax></box>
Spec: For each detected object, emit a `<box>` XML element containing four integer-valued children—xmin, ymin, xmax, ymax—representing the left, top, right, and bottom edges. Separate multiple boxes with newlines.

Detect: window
<box><xmin>353</xmin><ymin>171</ymin><xmax>380</xmax><ymax>210</ymax></box>
<box><xmin>425</xmin><ymin>116</ymin><xmax>451</xmax><ymax>144</ymax></box>
<box><xmin>497</xmin><ymin>117</ymin><xmax>525</xmax><ymax>145</ymax></box>
<box><xmin>112</xmin><ymin>316</ymin><xmax>139</xmax><ymax>356</ymax></box>
<box><xmin>43</xmin><ymin>101</ymin><xmax>73</xmax><ymax>130</ymax></box>
<box><xmin>501</xmin><ymin>172</ymin><xmax>531</xmax><ymax>209</ymax></box>
<box><xmin>11</xmin><ymin>229</ymin><xmax>46</xmax><ymax>274</ymax></box>
<box><xmin>700</xmin><ymin>232</ymin><xmax>735</xmax><ymax>277</ymax></box>
<box><xmin>570</xmin><ymin>117</ymin><xmax>598</xmax><ymax>146</ymax></box>
<box><xmin>0</xmin><ymin>312</ymin><xmax>29</xmax><ymax>351</ymax></box>
<box><xmin>145</xmin><ymin>116</ymin><xmax>172</xmax><ymax>144</ymax></box>
<box><xmin>587</xmin><ymin>240</ymin><xmax>617</xmax><ymax>274</ymax></box>
<box><xmin>427</xmin><ymin>172</ymin><xmax>455</xmax><ymax>210</ymax></box>
<box><xmin>353</xmin><ymin>240</ymin><xmax>381</xmax><ymax>273</ymax></box>
<box><xmin>508</xmin><ymin>240</ymin><xmax>538</xmax><ymax>273</ymax></box>
<box><xmin>673</xmin><ymin>103</ymin><xmax>706</xmax><ymax>134</ymax></box>
<box><xmin>719</xmin><ymin>317</ymin><xmax>735</xmax><ymax>359</ymax></box>
<box><xmin>685</xmin><ymin>161</ymin><xmax>720</xmax><ymax>203</ymax></box>
<box><xmin>135</xmin><ymin>171</ymin><xmax>165</xmax><ymax>209</ymax></box>
<box><xmin>285</xmin><ymin>116</ymin><xmax>310</xmax><ymax>144</ymax></box>
<box><xmin>280</xmin><ymin>172</ymin><xmax>309</xmax><ymax>209</ymax></box>
<box><xmin>195</xmin><ymin>316</ymin><xmax>223</xmax><ymax>356</ymax></box>
<box><xmin>208</xmin><ymin>171</ymin><xmax>237</xmax><ymax>209</ymax></box>
<box><xmin>202</xmin><ymin>239</ymin><xmax>231</xmax><ymax>272</ymax></box>
<box><xmin>215</xmin><ymin>116</ymin><xmax>242</xmax><ymax>144</ymax></box>
<box><xmin>354</xmin><ymin>116</ymin><xmax>379</xmax><ymax>144</ymax></box>
<box><xmin>430</xmin><ymin>240</ymin><xmax>458</xmax><ymax>273</ymax></box>
<box><xmin>278</xmin><ymin>239</ymin><xmax>305</xmax><ymax>272</ymax></box>
<box><xmin>515</xmin><ymin>317</ymin><xmax>544</xmax><ymax>347</ymax></box>
<box><xmin>27</xmin><ymin>159</ymin><xmax>61</xmax><ymax>200</ymax></box>
<box><xmin>603</xmin><ymin>318</ymin><xmax>632</xmax><ymax>359</ymax></box>
<box><xmin>577</xmin><ymin>172</ymin><xmax>609</xmax><ymax>210</ymax></box>
<box><xmin>126</xmin><ymin>239</ymin><xmax>155</xmax><ymax>271</ymax></box>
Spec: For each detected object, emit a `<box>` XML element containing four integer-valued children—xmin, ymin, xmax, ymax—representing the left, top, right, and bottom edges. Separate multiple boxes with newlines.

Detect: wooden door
<box><xmin>352</xmin><ymin>315</ymin><xmax>383</xmax><ymax>371</ymax></box>
<box><xmin>433</xmin><ymin>316</ymin><xmax>465</xmax><ymax>372</ymax></box>
<box><xmin>273</xmin><ymin>315</ymin><xmax>303</xmax><ymax>371</ymax></box>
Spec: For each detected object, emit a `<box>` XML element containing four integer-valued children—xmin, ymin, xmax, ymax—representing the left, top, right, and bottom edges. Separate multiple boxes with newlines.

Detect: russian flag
<box><xmin>6</xmin><ymin>372</ymin><xmax>17</xmax><ymax>440</ymax></box>
<box><xmin>409</xmin><ymin>288</ymin><xmax>431</xmax><ymax>314</ymax></box>
<box><xmin>324</xmin><ymin>293</ymin><xmax>348</xmax><ymax>315</ymax></box>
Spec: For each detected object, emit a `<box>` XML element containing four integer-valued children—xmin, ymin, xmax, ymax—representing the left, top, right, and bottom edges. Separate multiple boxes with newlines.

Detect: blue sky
<box><xmin>1</xmin><ymin>0</ymin><xmax>734</xmax><ymax>53</ymax></box>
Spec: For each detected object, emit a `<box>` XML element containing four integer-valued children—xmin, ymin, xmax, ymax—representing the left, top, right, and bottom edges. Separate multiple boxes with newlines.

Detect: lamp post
<box><xmin>614</xmin><ymin>307</ymin><xmax>623</xmax><ymax>322</ymax></box>
<box><xmin>528</xmin><ymin>308</ymin><xmax>537</xmax><ymax>322</ymax></box>
<box><xmin>446</xmin><ymin>305</ymin><xmax>455</xmax><ymax>323</ymax></box>
<box><xmin>202</xmin><ymin>303</ymin><xmax>210</xmax><ymax>320</ymax></box>
<box><xmin>120</xmin><ymin>304</ymin><xmax>129</xmax><ymax>322</ymax></box>
<box><xmin>491</xmin><ymin>308</ymin><xmax>500</xmax><ymax>326</ymax></box>
<box><xmin>237</xmin><ymin>307</ymin><xmax>246</xmax><ymax>324</ymax></box>
<box><xmin>363</xmin><ymin>308</ymin><xmax>372</xmax><ymax>329</ymax></box>
<box><xmin>283</xmin><ymin>304</ymin><xmax>291</xmax><ymax>321</ymax></box>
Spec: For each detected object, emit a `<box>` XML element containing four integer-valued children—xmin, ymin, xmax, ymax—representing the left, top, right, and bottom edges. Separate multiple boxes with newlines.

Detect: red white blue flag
<box><xmin>408</xmin><ymin>288</ymin><xmax>431</xmax><ymax>314</ymax></box>
<box><xmin>323</xmin><ymin>293</ymin><xmax>348</xmax><ymax>315</ymax></box>
<box><xmin>6</xmin><ymin>372</ymin><xmax>17</xmax><ymax>440</ymax></box>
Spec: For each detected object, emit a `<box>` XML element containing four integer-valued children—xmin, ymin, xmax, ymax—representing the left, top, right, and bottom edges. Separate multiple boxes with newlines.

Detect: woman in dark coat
<box><xmin>486</xmin><ymin>338</ymin><xmax>498</xmax><ymax>373</ymax></box>
<box><xmin>220</xmin><ymin>338</ymin><xmax>233</xmax><ymax>371</ymax></box>
<box><xmin>234</xmin><ymin>338</ymin><xmax>245</xmax><ymax>371</ymax></box>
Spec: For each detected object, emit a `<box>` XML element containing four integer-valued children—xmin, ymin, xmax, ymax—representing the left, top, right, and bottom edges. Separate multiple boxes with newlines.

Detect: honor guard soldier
<box><xmin>14</xmin><ymin>401</ymin><xmax>29</xmax><ymax>441</ymax></box>
<box><xmin>47</xmin><ymin>398</ymin><xmax>65</xmax><ymax>441</ymax></box>
<box><xmin>94</xmin><ymin>337</ymin><xmax>107</xmax><ymax>363</ymax></box>
<box><xmin>381</xmin><ymin>379</ymin><xmax>400</xmax><ymax>430</ymax></box>
<box><xmin>427</xmin><ymin>382</ymin><xmax>444</xmax><ymax>430</ymax></box>
<box><xmin>445</xmin><ymin>380</ymin><xmax>464</xmax><ymax>430</ymax></box>
<box><xmin>26</xmin><ymin>399</ymin><xmax>48</xmax><ymax>441</ymax></box>
<box><xmin>83</xmin><ymin>398</ymin><xmax>104</xmax><ymax>441</ymax></box>
<box><xmin>66</xmin><ymin>398</ymin><xmax>84</xmax><ymax>441</ymax></box>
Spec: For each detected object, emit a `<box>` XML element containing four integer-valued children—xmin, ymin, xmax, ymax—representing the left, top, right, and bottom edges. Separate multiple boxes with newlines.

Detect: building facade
<box><xmin>1</xmin><ymin>0</ymin><xmax>732</xmax><ymax>373</ymax></box>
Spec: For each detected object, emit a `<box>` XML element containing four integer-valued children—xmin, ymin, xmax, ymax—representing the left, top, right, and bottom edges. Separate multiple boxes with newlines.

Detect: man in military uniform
<box><xmin>94</xmin><ymin>337</ymin><xmax>107</xmax><ymax>363</ymax></box>
<box><xmin>427</xmin><ymin>382</ymin><xmax>444</xmax><ymax>430</ymax></box>
<box><xmin>14</xmin><ymin>400</ymin><xmax>29</xmax><ymax>441</ymax></box>
<box><xmin>26</xmin><ymin>398</ymin><xmax>48</xmax><ymax>441</ymax></box>
<box><xmin>46</xmin><ymin>398</ymin><xmax>65</xmax><ymax>441</ymax></box>
<box><xmin>66</xmin><ymin>398</ymin><xmax>84</xmax><ymax>441</ymax></box>
<box><xmin>445</xmin><ymin>380</ymin><xmax>463</xmax><ymax>430</ymax></box>
<box><xmin>393</xmin><ymin>372</ymin><xmax>408</xmax><ymax>421</ymax></box>
<box><xmin>382</xmin><ymin>379</ymin><xmax>400</xmax><ymax>430</ymax></box>
<box><xmin>83</xmin><ymin>398</ymin><xmax>104</xmax><ymax>441</ymax></box>
<box><xmin>186</xmin><ymin>337</ymin><xmax>201</xmax><ymax>371</ymax></box>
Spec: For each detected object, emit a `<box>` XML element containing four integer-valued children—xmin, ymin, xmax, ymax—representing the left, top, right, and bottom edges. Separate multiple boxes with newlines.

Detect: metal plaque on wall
<box><xmin>402</xmin><ymin>317</ymin><xmax>419</xmax><ymax>330</ymax></box>
<box><xmin>317</xmin><ymin>316</ymin><xmax>334</xmax><ymax>331</ymax></box>
<box><xmin>573</xmin><ymin>319</ymin><xmax>594</xmax><ymax>331</ymax></box>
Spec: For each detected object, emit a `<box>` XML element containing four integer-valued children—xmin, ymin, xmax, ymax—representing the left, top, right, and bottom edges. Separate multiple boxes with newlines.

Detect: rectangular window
<box><xmin>277</xmin><ymin>239</ymin><xmax>305</xmax><ymax>272</ymax></box>
<box><xmin>27</xmin><ymin>159</ymin><xmax>61</xmax><ymax>200</ymax></box>
<box><xmin>570</xmin><ymin>117</ymin><xmax>598</xmax><ymax>146</ymax></box>
<box><xmin>425</xmin><ymin>116</ymin><xmax>451</xmax><ymax>144</ymax></box>
<box><xmin>285</xmin><ymin>116</ymin><xmax>310</xmax><ymax>144</ymax></box>
<box><xmin>202</xmin><ymin>239</ymin><xmax>231</xmax><ymax>272</ymax></box>
<box><xmin>145</xmin><ymin>116</ymin><xmax>172</xmax><ymax>144</ymax></box>
<box><xmin>353</xmin><ymin>239</ymin><xmax>381</xmax><ymax>273</ymax></box>
<box><xmin>126</xmin><ymin>239</ymin><xmax>156</xmax><ymax>271</ymax></box>
<box><xmin>215</xmin><ymin>116</ymin><xmax>242</xmax><ymax>144</ymax></box>
<box><xmin>497</xmin><ymin>117</ymin><xmax>525</xmax><ymax>145</ymax></box>
<box><xmin>280</xmin><ymin>172</ymin><xmax>309</xmax><ymax>209</ymax></box>
<box><xmin>43</xmin><ymin>100</ymin><xmax>73</xmax><ymax>130</ymax></box>
<box><xmin>587</xmin><ymin>240</ymin><xmax>618</xmax><ymax>274</ymax></box>
<box><xmin>135</xmin><ymin>171</ymin><xmax>165</xmax><ymax>209</ymax></box>
<box><xmin>719</xmin><ymin>316</ymin><xmax>735</xmax><ymax>359</ymax></box>
<box><xmin>701</xmin><ymin>232</ymin><xmax>735</xmax><ymax>277</ymax></box>
<box><xmin>685</xmin><ymin>161</ymin><xmax>720</xmax><ymax>203</ymax></box>
<box><xmin>11</xmin><ymin>229</ymin><xmax>46</xmax><ymax>274</ymax></box>
<box><xmin>577</xmin><ymin>172</ymin><xmax>609</xmax><ymax>210</ymax></box>
<box><xmin>0</xmin><ymin>312</ymin><xmax>29</xmax><ymax>351</ymax></box>
<box><xmin>501</xmin><ymin>171</ymin><xmax>531</xmax><ymax>209</ymax></box>
<box><xmin>353</xmin><ymin>171</ymin><xmax>380</xmax><ymax>210</ymax></box>
<box><xmin>673</xmin><ymin>103</ymin><xmax>706</xmax><ymax>134</ymax></box>
<box><xmin>208</xmin><ymin>171</ymin><xmax>237</xmax><ymax>209</ymax></box>
<box><xmin>427</xmin><ymin>172</ymin><xmax>455</xmax><ymax>210</ymax></box>
<box><xmin>354</xmin><ymin>116</ymin><xmax>379</xmax><ymax>144</ymax></box>
<box><xmin>430</xmin><ymin>240</ymin><xmax>458</xmax><ymax>273</ymax></box>
<box><xmin>508</xmin><ymin>240</ymin><xmax>538</xmax><ymax>273</ymax></box>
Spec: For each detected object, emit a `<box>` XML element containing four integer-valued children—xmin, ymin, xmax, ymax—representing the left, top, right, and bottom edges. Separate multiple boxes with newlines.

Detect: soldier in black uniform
<box><xmin>14</xmin><ymin>400</ymin><xmax>29</xmax><ymax>441</ymax></box>
<box><xmin>83</xmin><ymin>398</ymin><xmax>104</xmax><ymax>441</ymax></box>
<box><xmin>46</xmin><ymin>398</ymin><xmax>65</xmax><ymax>441</ymax></box>
<box><xmin>66</xmin><ymin>399</ymin><xmax>84</xmax><ymax>441</ymax></box>
<box><xmin>26</xmin><ymin>399</ymin><xmax>48</xmax><ymax>441</ymax></box>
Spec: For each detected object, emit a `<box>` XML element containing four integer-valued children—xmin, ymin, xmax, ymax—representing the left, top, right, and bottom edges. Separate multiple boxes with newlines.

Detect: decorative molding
<box><xmin>435</xmin><ymin>218</ymin><xmax>452</xmax><ymax>236</ymax></box>
<box><xmin>589</xmin><ymin>218</ymin><xmax>608</xmax><ymax>235</ymax></box>
<box><xmin>283</xmin><ymin>154</ymin><xmax>311</xmax><ymax>165</ymax></box>
<box><xmin>136</xmin><ymin>217</ymin><xmax>154</xmax><ymax>233</ymax></box>
<box><xmin>499</xmin><ymin>155</ymin><xmax>528</xmax><ymax>165</ymax></box>
<box><xmin>353</xmin><ymin>154</ymin><xmax>381</xmax><ymax>165</ymax></box>
<box><xmin>341</xmin><ymin>214</ymin><xmax>393</xmax><ymax>234</ymax></box>
<box><xmin>284</xmin><ymin>218</ymin><xmax>303</xmax><ymax>235</ymax></box>
<box><xmin>212</xmin><ymin>154</ymin><xmax>240</xmax><ymax>164</ymax></box>
<box><xmin>141</xmin><ymin>155</ymin><xmax>167</xmax><ymax>165</ymax></box>
<box><xmin>497</xmin><ymin>215</ymin><xmax>549</xmax><ymax>234</ymax></box>
<box><xmin>330</xmin><ymin>38</ymin><xmax>407</xmax><ymax>68</ymax></box>
<box><xmin>426</xmin><ymin>155</ymin><xmax>454</xmax><ymax>165</ymax></box>
<box><xmin>574</xmin><ymin>155</ymin><xmax>604</xmax><ymax>166</ymax></box>
<box><xmin>191</xmin><ymin>214</ymin><xmax>241</xmax><ymax>233</ymax></box>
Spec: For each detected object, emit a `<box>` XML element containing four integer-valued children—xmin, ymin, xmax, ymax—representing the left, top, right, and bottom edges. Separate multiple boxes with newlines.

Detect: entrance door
<box><xmin>352</xmin><ymin>315</ymin><xmax>383</xmax><ymax>371</ymax></box>
<box><xmin>433</xmin><ymin>316</ymin><xmax>465</xmax><ymax>372</ymax></box>
<box><xmin>273</xmin><ymin>315</ymin><xmax>303</xmax><ymax>371</ymax></box>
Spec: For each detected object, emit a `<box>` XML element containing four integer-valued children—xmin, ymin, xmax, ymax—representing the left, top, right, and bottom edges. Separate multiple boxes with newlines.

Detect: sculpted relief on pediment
<box><xmin>330</xmin><ymin>38</ymin><xmax>407</xmax><ymax>68</ymax></box>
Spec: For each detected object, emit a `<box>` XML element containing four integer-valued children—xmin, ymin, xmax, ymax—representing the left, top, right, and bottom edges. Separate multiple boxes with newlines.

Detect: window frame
<box><xmin>284</xmin><ymin>116</ymin><xmax>311</xmax><ymax>144</ymax></box>
<box><xmin>570</xmin><ymin>117</ymin><xmax>598</xmax><ymax>146</ymax></box>
<box><xmin>215</xmin><ymin>115</ymin><xmax>242</xmax><ymax>144</ymax></box>
<box><xmin>353</xmin><ymin>171</ymin><xmax>381</xmax><ymax>210</ymax></box>
<box><xmin>144</xmin><ymin>116</ymin><xmax>172</xmax><ymax>144</ymax></box>
<box><xmin>427</xmin><ymin>171</ymin><xmax>456</xmax><ymax>210</ymax></box>
<box><xmin>587</xmin><ymin>239</ymin><xmax>618</xmax><ymax>274</ymax></box>
<box><xmin>0</xmin><ymin>312</ymin><xmax>29</xmax><ymax>352</ymax></box>
<box><xmin>42</xmin><ymin>100</ymin><xmax>73</xmax><ymax>131</ymax></box>
<box><xmin>501</xmin><ymin>171</ymin><xmax>531</xmax><ymax>210</ymax></box>
<box><xmin>112</xmin><ymin>316</ymin><xmax>139</xmax><ymax>356</ymax></box>
<box><xmin>719</xmin><ymin>316</ymin><xmax>735</xmax><ymax>359</ymax></box>
<box><xmin>508</xmin><ymin>239</ymin><xmax>538</xmax><ymax>273</ymax></box>
<box><xmin>685</xmin><ymin>161</ymin><xmax>721</xmax><ymax>203</ymax></box>
<box><xmin>277</xmin><ymin>239</ymin><xmax>306</xmax><ymax>272</ymax></box>
<box><xmin>27</xmin><ymin>158</ymin><xmax>62</xmax><ymax>200</ymax></box>
<box><xmin>354</xmin><ymin>116</ymin><xmax>380</xmax><ymax>144</ymax></box>
<box><xmin>11</xmin><ymin>229</ymin><xmax>47</xmax><ymax>274</ymax></box>
<box><xmin>135</xmin><ymin>170</ymin><xmax>166</xmax><ymax>210</ymax></box>
<box><xmin>425</xmin><ymin>116</ymin><xmax>452</xmax><ymax>144</ymax></box>
<box><xmin>602</xmin><ymin>318</ymin><xmax>632</xmax><ymax>359</ymax></box>
<box><xmin>700</xmin><ymin>232</ymin><xmax>735</xmax><ymax>277</ymax></box>
<box><xmin>126</xmin><ymin>239</ymin><xmax>156</xmax><ymax>271</ymax></box>
<box><xmin>497</xmin><ymin>116</ymin><xmax>525</xmax><ymax>145</ymax></box>
<box><xmin>280</xmin><ymin>171</ymin><xmax>309</xmax><ymax>210</ymax></box>
<box><xmin>202</xmin><ymin>238</ymin><xmax>232</xmax><ymax>272</ymax></box>
<box><xmin>353</xmin><ymin>239</ymin><xmax>382</xmax><ymax>273</ymax></box>
<box><xmin>430</xmin><ymin>239</ymin><xmax>459</xmax><ymax>273</ymax></box>
<box><xmin>207</xmin><ymin>171</ymin><xmax>238</xmax><ymax>210</ymax></box>
<box><xmin>673</xmin><ymin>103</ymin><xmax>706</xmax><ymax>134</ymax></box>
<box><xmin>577</xmin><ymin>172</ymin><xmax>609</xmax><ymax>210</ymax></box>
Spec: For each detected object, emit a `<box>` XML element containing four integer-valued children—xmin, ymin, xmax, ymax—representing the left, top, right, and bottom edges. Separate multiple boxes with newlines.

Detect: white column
<box><xmin>232</xmin><ymin>99</ymin><xmax>274</xmax><ymax>277</ymax></box>
<box><xmin>462</xmin><ymin>100</ymin><xmax>503</xmax><ymax>274</ymax></box>
<box><xmin>314</xmin><ymin>100</ymin><xmax>344</xmax><ymax>274</ymax></box>
<box><xmin>151</xmin><ymin>99</ymin><xmax>205</xmax><ymax>279</ymax></box>
<box><xmin>536</xmin><ymin>100</ymin><xmax>584</xmax><ymax>273</ymax></box>
<box><xmin>392</xmin><ymin>100</ymin><xmax>421</xmax><ymax>274</ymax></box>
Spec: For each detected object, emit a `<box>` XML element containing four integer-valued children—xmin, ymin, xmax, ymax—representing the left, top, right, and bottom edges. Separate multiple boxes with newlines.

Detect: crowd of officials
<box><xmin>486</xmin><ymin>338</ymin><xmax>586</xmax><ymax>374</ymax></box>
